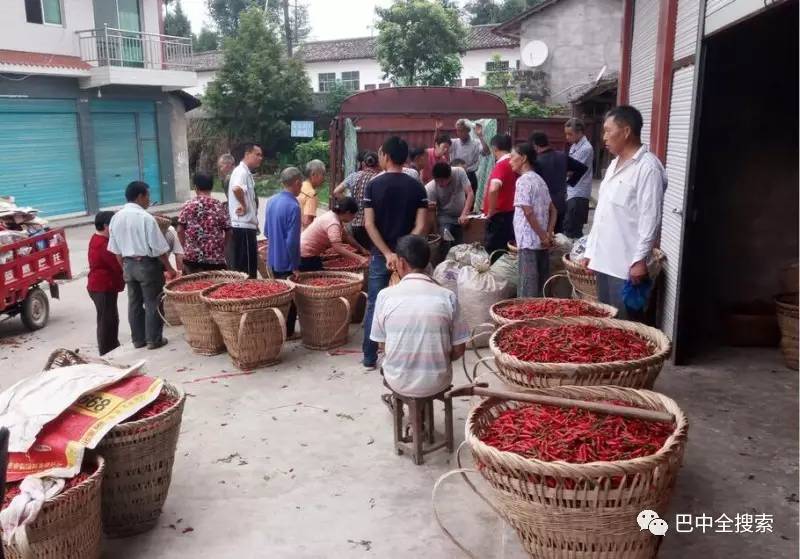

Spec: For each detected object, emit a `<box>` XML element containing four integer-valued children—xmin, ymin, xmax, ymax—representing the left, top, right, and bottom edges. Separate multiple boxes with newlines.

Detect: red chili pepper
<box><xmin>3</xmin><ymin>471</ymin><xmax>91</xmax><ymax>511</ymax></box>
<box><xmin>302</xmin><ymin>278</ymin><xmax>351</xmax><ymax>287</ymax></box>
<box><xmin>173</xmin><ymin>280</ymin><xmax>216</xmax><ymax>293</ymax></box>
<box><xmin>324</xmin><ymin>257</ymin><xmax>364</xmax><ymax>270</ymax></box>
<box><xmin>207</xmin><ymin>280</ymin><xmax>289</xmax><ymax>300</ymax></box>
<box><xmin>479</xmin><ymin>401</ymin><xmax>675</xmax><ymax>487</ymax></box>
<box><xmin>496</xmin><ymin>299</ymin><xmax>611</xmax><ymax>320</ymax></box>
<box><xmin>496</xmin><ymin>325</ymin><xmax>653</xmax><ymax>364</ymax></box>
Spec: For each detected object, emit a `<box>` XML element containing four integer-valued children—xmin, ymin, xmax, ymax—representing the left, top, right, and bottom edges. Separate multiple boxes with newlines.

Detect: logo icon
<box><xmin>637</xmin><ymin>510</ymin><xmax>669</xmax><ymax>536</ymax></box>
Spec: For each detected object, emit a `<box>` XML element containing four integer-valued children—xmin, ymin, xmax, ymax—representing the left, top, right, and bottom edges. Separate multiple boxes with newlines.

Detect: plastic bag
<box><xmin>490</xmin><ymin>252</ymin><xmax>519</xmax><ymax>295</ymax></box>
<box><xmin>457</xmin><ymin>266</ymin><xmax>508</xmax><ymax>348</ymax></box>
<box><xmin>446</xmin><ymin>243</ymin><xmax>489</xmax><ymax>267</ymax></box>
<box><xmin>550</xmin><ymin>233</ymin><xmax>574</xmax><ymax>275</ymax></box>
<box><xmin>570</xmin><ymin>235</ymin><xmax>589</xmax><ymax>261</ymax></box>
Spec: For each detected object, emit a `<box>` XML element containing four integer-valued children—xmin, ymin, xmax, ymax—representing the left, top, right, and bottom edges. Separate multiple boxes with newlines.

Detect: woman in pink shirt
<box><xmin>299</xmin><ymin>197</ymin><xmax>369</xmax><ymax>271</ymax></box>
<box><xmin>421</xmin><ymin>134</ymin><xmax>452</xmax><ymax>184</ymax></box>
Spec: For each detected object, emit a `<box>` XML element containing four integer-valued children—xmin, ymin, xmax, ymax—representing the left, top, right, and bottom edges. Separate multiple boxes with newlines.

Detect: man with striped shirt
<box><xmin>370</xmin><ymin>235</ymin><xmax>469</xmax><ymax>397</ymax></box>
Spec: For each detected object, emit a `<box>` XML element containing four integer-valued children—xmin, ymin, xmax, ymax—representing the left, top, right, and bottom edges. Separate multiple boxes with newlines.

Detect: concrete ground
<box><xmin>0</xmin><ymin>220</ymin><xmax>797</xmax><ymax>558</ymax></box>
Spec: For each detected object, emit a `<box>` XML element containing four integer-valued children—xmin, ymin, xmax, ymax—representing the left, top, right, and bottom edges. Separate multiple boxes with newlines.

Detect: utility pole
<box><xmin>282</xmin><ymin>0</ymin><xmax>293</xmax><ymax>57</ymax></box>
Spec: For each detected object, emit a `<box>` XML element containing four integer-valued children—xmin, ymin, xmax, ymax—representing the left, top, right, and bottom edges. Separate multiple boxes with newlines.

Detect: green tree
<box><xmin>324</xmin><ymin>80</ymin><xmax>353</xmax><ymax>117</ymax></box>
<box><xmin>375</xmin><ymin>0</ymin><xmax>466</xmax><ymax>86</ymax></box>
<box><xmin>466</xmin><ymin>0</ymin><xmax>543</xmax><ymax>24</ymax></box>
<box><xmin>204</xmin><ymin>7</ymin><xmax>312</xmax><ymax>154</ymax></box>
<box><xmin>206</xmin><ymin>0</ymin><xmax>252</xmax><ymax>37</ymax></box>
<box><xmin>265</xmin><ymin>0</ymin><xmax>311</xmax><ymax>57</ymax></box>
<box><xmin>164</xmin><ymin>0</ymin><xmax>191</xmax><ymax>38</ymax></box>
<box><xmin>193</xmin><ymin>27</ymin><xmax>219</xmax><ymax>52</ymax></box>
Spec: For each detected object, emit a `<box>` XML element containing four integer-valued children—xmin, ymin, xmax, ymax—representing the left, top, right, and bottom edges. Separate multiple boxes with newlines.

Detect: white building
<box><xmin>0</xmin><ymin>0</ymin><xmax>198</xmax><ymax>217</ymax></box>
<box><xmin>188</xmin><ymin>24</ymin><xmax>519</xmax><ymax>96</ymax></box>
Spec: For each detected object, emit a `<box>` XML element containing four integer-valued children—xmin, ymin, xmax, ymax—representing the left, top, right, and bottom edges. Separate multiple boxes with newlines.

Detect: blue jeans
<box><xmin>362</xmin><ymin>254</ymin><xmax>391</xmax><ymax>366</ymax></box>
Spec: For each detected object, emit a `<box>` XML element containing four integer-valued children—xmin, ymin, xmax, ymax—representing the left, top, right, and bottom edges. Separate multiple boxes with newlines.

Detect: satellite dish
<box><xmin>521</xmin><ymin>40</ymin><xmax>548</xmax><ymax>68</ymax></box>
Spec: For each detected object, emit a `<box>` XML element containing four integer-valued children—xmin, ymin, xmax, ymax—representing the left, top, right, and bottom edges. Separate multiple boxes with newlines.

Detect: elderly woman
<box><xmin>332</xmin><ymin>151</ymin><xmax>380</xmax><ymax>250</ymax></box>
<box><xmin>299</xmin><ymin>197</ymin><xmax>369</xmax><ymax>272</ymax></box>
<box><xmin>298</xmin><ymin>159</ymin><xmax>327</xmax><ymax>230</ymax></box>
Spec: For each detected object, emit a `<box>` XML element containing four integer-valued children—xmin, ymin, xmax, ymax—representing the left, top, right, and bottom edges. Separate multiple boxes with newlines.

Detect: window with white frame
<box><xmin>318</xmin><ymin>73</ymin><xmax>336</xmax><ymax>92</ymax></box>
<box><xmin>25</xmin><ymin>0</ymin><xmax>62</xmax><ymax>24</ymax></box>
<box><xmin>341</xmin><ymin>71</ymin><xmax>360</xmax><ymax>91</ymax></box>
<box><xmin>485</xmin><ymin>59</ymin><xmax>510</xmax><ymax>73</ymax></box>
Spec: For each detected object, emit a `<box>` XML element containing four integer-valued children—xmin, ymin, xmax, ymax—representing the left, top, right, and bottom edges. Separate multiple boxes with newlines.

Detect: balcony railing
<box><xmin>77</xmin><ymin>26</ymin><xmax>194</xmax><ymax>71</ymax></box>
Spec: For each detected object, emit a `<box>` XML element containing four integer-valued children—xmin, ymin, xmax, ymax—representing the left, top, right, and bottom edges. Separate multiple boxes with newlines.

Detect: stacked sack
<box><xmin>434</xmin><ymin>244</ymin><xmax>508</xmax><ymax>347</ymax></box>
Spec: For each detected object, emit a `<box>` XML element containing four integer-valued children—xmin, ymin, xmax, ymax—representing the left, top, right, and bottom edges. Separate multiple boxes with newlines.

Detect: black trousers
<box><xmin>89</xmin><ymin>291</ymin><xmax>120</xmax><ymax>356</ymax></box>
<box><xmin>350</xmin><ymin>225</ymin><xmax>372</xmax><ymax>251</ymax></box>
<box><xmin>485</xmin><ymin>211</ymin><xmax>515</xmax><ymax>263</ymax></box>
<box><xmin>183</xmin><ymin>261</ymin><xmax>227</xmax><ymax>275</ymax></box>
<box><xmin>122</xmin><ymin>257</ymin><xmax>165</xmax><ymax>346</ymax></box>
<box><xmin>299</xmin><ymin>256</ymin><xmax>324</xmax><ymax>272</ymax></box>
<box><xmin>272</xmin><ymin>270</ymin><xmax>297</xmax><ymax>336</ymax></box>
<box><xmin>466</xmin><ymin>171</ymin><xmax>479</xmax><ymax>196</ymax></box>
<box><xmin>231</xmin><ymin>227</ymin><xmax>258</xmax><ymax>279</ymax></box>
<box><xmin>563</xmin><ymin>197</ymin><xmax>590</xmax><ymax>239</ymax></box>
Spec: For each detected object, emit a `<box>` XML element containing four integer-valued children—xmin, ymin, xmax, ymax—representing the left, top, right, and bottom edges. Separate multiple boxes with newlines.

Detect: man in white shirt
<box><xmin>450</xmin><ymin>119</ymin><xmax>490</xmax><ymax>195</ymax></box>
<box><xmin>228</xmin><ymin>143</ymin><xmax>264</xmax><ymax>278</ymax></box>
<box><xmin>108</xmin><ymin>181</ymin><xmax>177</xmax><ymax>350</ymax></box>
<box><xmin>582</xmin><ymin>106</ymin><xmax>667</xmax><ymax>318</ymax></box>
<box><xmin>371</xmin><ymin>235</ymin><xmax>469</xmax><ymax>398</ymax></box>
<box><xmin>563</xmin><ymin>118</ymin><xmax>595</xmax><ymax>239</ymax></box>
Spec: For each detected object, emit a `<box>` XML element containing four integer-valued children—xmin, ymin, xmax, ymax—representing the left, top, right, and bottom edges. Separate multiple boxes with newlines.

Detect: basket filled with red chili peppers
<box><xmin>200</xmin><ymin>280</ymin><xmax>295</xmax><ymax>369</ymax></box>
<box><xmin>490</xmin><ymin>297</ymin><xmax>618</xmax><ymax>326</ymax></box>
<box><xmin>42</xmin><ymin>349</ymin><xmax>186</xmax><ymax>538</ymax></box>
<box><xmin>293</xmin><ymin>271</ymin><xmax>365</xmax><ymax>350</ymax></box>
<box><xmin>489</xmin><ymin>317</ymin><xmax>671</xmax><ymax>390</ymax></box>
<box><xmin>163</xmin><ymin>271</ymin><xmax>249</xmax><ymax>355</ymax></box>
<box><xmin>2</xmin><ymin>455</ymin><xmax>105</xmax><ymax>559</ymax></box>
<box><xmin>464</xmin><ymin>384</ymin><xmax>688</xmax><ymax>559</ymax></box>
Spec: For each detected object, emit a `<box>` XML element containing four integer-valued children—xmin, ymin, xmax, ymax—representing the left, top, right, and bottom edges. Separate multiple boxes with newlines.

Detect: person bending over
<box><xmin>299</xmin><ymin>197</ymin><xmax>369</xmax><ymax>272</ymax></box>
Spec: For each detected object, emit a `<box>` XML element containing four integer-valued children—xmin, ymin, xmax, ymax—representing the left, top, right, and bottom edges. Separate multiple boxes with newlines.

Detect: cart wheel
<box><xmin>21</xmin><ymin>287</ymin><xmax>49</xmax><ymax>331</ymax></box>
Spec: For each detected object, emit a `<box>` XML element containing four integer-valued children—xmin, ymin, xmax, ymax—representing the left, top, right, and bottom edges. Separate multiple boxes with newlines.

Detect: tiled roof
<box><xmin>0</xmin><ymin>49</ymin><xmax>91</xmax><ymax>71</ymax></box>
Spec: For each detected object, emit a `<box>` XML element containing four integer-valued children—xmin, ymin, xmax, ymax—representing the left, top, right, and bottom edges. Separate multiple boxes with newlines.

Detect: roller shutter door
<box><xmin>0</xmin><ymin>100</ymin><xmax>86</xmax><ymax>217</ymax></box>
<box><xmin>628</xmin><ymin>0</ymin><xmax>659</xmax><ymax>145</ymax></box>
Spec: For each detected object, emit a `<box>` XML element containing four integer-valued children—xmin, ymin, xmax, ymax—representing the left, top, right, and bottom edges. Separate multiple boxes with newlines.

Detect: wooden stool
<box><xmin>387</xmin><ymin>385</ymin><xmax>454</xmax><ymax>465</ymax></box>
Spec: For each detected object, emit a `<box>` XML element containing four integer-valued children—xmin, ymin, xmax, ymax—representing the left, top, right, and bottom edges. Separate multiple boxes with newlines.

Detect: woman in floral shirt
<box><xmin>331</xmin><ymin>151</ymin><xmax>380</xmax><ymax>250</ymax></box>
<box><xmin>178</xmin><ymin>173</ymin><xmax>231</xmax><ymax>275</ymax></box>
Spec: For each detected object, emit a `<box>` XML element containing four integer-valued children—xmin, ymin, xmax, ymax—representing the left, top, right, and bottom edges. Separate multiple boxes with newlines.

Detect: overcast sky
<box><xmin>181</xmin><ymin>0</ymin><xmax>465</xmax><ymax>41</ymax></box>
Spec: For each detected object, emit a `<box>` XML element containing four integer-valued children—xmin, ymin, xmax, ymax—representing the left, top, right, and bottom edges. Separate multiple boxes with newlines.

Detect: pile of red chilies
<box><xmin>496</xmin><ymin>299</ymin><xmax>610</xmax><ymax>320</ymax></box>
<box><xmin>479</xmin><ymin>402</ymin><xmax>674</xmax><ymax>486</ymax></box>
<box><xmin>497</xmin><ymin>325</ymin><xmax>652</xmax><ymax>363</ymax></box>
<box><xmin>124</xmin><ymin>393</ymin><xmax>179</xmax><ymax>422</ymax></box>
<box><xmin>324</xmin><ymin>257</ymin><xmax>363</xmax><ymax>270</ymax></box>
<box><xmin>173</xmin><ymin>279</ymin><xmax>216</xmax><ymax>293</ymax></box>
<box><xmin>302</xmin><ymin>277</ymin><xmax>350</xmax><ymax>287</ymax></box>
<box><xmin>207</xmin><ymin>280</ymin><xmax>289</xmax><ymax>300</ymax></box>
<box><xmin>3</xmin><ymin>472</ymin><xmax>91</xmax><ymax>510</ymax></box>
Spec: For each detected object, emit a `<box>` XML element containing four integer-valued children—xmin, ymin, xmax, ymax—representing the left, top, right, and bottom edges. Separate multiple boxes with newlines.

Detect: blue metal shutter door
<box><xmin>92</xmin><ymin>113</ymin><xmax>140</xmax><ymax>208</ymax></box>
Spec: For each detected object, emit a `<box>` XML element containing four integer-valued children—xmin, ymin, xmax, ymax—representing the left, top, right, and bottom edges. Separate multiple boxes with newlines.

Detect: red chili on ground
<box><xmin>479</xmin><ymin>401</ymin><xmax>674</xmax><ymax>464</ymax></box>
<box><xmin>496</xmin><ymin>324</ymin><xmax>653</xmax><ymax>363</ymax></box>
<box><xmin>302</xmin><ymin>278</ymin><xmax>351</xmax><ymax>287</ymax></box>
<box><xmin>207</xmin><ymin>280</ymin><xmax>289</xmax><ymax>300</ymax></box>
<box><xmin>495</xmin><ymin>299</ymin><xmax>610</xmax><ymax>320</ymax></box>
<box><xmin>172</xmin><ymin>280</ymin><xmax>216</xmax><ymax>293</ymax></box>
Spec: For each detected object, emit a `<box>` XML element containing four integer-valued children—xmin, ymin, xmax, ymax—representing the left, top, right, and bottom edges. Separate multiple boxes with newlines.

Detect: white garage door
<box><xmin>628</xmin><ymin>0</ymin><xmax>660</xmax><ymax>145</ymax></box>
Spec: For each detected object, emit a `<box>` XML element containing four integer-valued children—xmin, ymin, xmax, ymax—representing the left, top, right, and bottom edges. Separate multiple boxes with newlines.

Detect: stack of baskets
<box><xmin>488</xmin><ymin>317</ymin><xmax>671</xmax><ymax>390</ymax></box>
<box><xmin>201</xmin><ymin>280</ymin><xmax>294</xmax><ymax>369</ymax></box>
<box><xmin>163</xmin><ymin>271</ymin><xmax>249</xmax><ymax>355</ymax></box>
<box><xmin>39</xmin><ymin>349</ymin><xmax>186</xmax><ymax>540</ymax></box>
<box><xmin>293</xmin><ymin>271</ymin><xmax>364</xmax><ymax>350</ymax></box>
<box><xmin>2</xmin><ymin>455</ymin><xmax>105</xmax><ymax>559</ymax></box>
<box><xmin>775</xmin><ymin>293</ymin><xmax>798</xmax><ymax>370</ymax></box>
<box><xmin>466</xmin><ymin>385</ymin><xmax>688</xmax><ymax>559</ymax></box>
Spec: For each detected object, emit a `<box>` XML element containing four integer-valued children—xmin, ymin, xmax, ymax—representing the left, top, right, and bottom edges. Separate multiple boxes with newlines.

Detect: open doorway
<box><xmin>676</xmin><ymin>0</ymin><xmax>799</xmax><ymax>363</ymax></box>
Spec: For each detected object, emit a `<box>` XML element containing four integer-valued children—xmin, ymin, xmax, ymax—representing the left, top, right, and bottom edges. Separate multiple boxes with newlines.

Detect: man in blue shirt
<box><xmin>265</xmin><ymin>167</ymin><xmax>302</xmax><ymax>337</ymax></box>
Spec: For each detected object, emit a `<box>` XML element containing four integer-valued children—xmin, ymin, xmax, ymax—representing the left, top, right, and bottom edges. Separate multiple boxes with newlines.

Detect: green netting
<box><xmin>343</xmin><ymin>118</ymin><xmax>358</xmax><ymax>179</ymax></box>
<box><xmin>473</xmin><ymin>118</ymin><xmax>497</xmax><ymax>213</ymax></box>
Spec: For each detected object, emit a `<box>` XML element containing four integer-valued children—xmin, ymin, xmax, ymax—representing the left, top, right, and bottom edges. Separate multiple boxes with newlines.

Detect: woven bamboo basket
<box><xmin>490</xmin><ymin>298</ymin><xmax>618</xmax><ymax>327</ymax></box>
<box><xmin>163</xmin><ymin>271</ymin><xmax>249</xmax><ymax>355</ymax></box>
<box><xmin>563</xmin><ymin>250</ymin><xmax>666</xmax><ymax>302</ymax></box>
<box><xmin>775</xmin><ymin>293</ymin><xmax>799</xmax><ymax>370</ymax></box>
<box><xmin>489</xmin><ymin>317</ymin><xmax>671</xmax><ymax>390</ymax></box>
<box><xmin>200</xmin><ymin>280</ymin><xmax>294</xmax><ymax>369</ymax></box>
<box><xmin>2</xmin><ymin>455</ymin><xmax>104</xmax><ymax>559</ymax></box>
<box><xmin>43</xmin><ymin>350</ymin><xmax>186</xmax><ymax>538</ymax></box>
<box><xmin>293</xmin><ymin>271</ymin><xmax>364</xmax><ymax>350</ymax></box>
<box><xmin>162</xmin><ymin>295</ymin><xmax>182</xmax><ymax>326</ymax></box>
<box><xmin>467</xmin><ymin>386</ymin><xmax>688</xmax><ymax>559</ymax></box>
<box><xmin>256</xmin><ymin>239</ymin><xmax>273</xmax><ymax>279</ymax></box>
